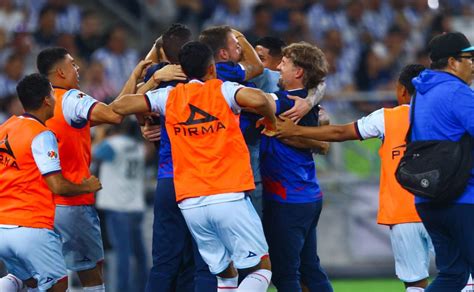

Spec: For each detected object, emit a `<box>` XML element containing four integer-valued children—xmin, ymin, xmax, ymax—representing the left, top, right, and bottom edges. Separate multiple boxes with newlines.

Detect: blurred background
<box><xmin>0</xmin><ymin>0</ymin><xmax>473</xmax><ymax>291</ymax></box>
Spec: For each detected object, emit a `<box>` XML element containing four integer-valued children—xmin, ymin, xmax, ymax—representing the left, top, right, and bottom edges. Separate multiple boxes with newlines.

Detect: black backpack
<box><xmin>395</xmin><ymin>94</ymin><xmax>473</xmax><ymax>204</ymax></box>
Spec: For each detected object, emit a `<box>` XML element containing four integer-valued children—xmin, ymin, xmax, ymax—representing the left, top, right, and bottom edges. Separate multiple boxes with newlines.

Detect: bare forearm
<box><xmin>281</xmin><ymin>137</ymin><xmax>329</xmax><ymax>152</ymax></box>
<box><xmin>294</xmin><ymin>123</ymin><xmax>358</xmax><ymax>142</ymax></box>
<box><xmin>236</xmin><ymin>34</ymin><xmax>263</xmax><ymax>80</ymax></box>
<box><xmin>46</xmin><ymin>175</ymin><xmax>97</xmax><ymax>196</ymax></box>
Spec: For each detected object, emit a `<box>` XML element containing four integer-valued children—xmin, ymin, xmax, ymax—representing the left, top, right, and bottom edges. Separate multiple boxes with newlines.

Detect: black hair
<box><xmin>398</xmin><ymin>64</ymin><xmax>425</xmax><ymax>96</ymax></box>
<box><xmin>430</xmin><ymin>57</ymin><xmax>450</xmax><ymax>70</ymax></box>
<box><xmin>253</xmin><ymin>3</ymin><xmax>271</xmax><ymax>15</ymax></box>
<box><xmin>16</xmin><ymin>73</ymin><xmax>51</xmax><ymax>111</ymax></box>
<box><xmin>37</xmin><ymin>47</ymin><xmax>69</xmax><ymax>75</ymax></box>
<box><xmin>255</xmin><ymin>36</ymin><xmax>286</xmax><ymax>57</ymax></box>
<box><xmin>39</xmin><ymin>5</ymin><xmax>56</xmax><ymax>19</ymax></box>
<box><xmin>162</xmin><ymin>23</ymin><xmax>192</xmax><ymax>64</ymax></box>
<box><xmin>179</xmin><ymin>41</ymin><xmax>213</xmax><ymax>79</ymax></box>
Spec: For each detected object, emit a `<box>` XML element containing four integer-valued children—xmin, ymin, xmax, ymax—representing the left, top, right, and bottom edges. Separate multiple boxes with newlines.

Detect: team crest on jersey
<box><xmin>77</xmin><ymin>92</ymin><xmax>86</xmax><ymax>99</ymax></box>
<box><xmin>47</xmin><ymin>150</ymin><xmax>58</xmax><ymax>159</ymax></box>
<box><xmin>173</xmin><ymin>104</ymin><xmax>226</xmax><ymax>136</ymax></box>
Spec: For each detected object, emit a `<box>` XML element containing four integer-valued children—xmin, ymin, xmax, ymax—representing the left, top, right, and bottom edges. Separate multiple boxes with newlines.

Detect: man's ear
<box><xmin>218</xmin><ymin>48</ymin><xmax>228</xmax><ymax>61</ymax></box>
<box><xmin>295</xmin><ymin>67</ymin><xmax>304</xmax><ymax>80</ymax></box>
<box><xmin>208</xmin><ymin>62</ymin><xmax>217</xmax><ymax>78</ymax></box>
<box><xmin>56</xmin><ymin>67</ymin><xmax>66</xmax><ymax>79</ymax></box>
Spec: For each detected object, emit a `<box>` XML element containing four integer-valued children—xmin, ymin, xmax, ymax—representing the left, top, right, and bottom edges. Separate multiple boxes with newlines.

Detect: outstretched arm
<box><xmin>276</xmin><ymin>116</ymin><xmax>359</xmax><ymax>142</ymax></box>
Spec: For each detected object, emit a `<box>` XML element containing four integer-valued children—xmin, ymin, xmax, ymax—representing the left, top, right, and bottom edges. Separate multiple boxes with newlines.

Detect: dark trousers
<box><xmin>105</xmin><ymin>211</ymin><xmax>147</xmax><ymax>292</ymax></box>
<box><xmin>416</xmin><ymin>203</ymin><xmax>474</xmax><ymax>292</ymax></box>
<box><xmin>263</xmin><ymin>199</ymin><xmax>333</xmax><ymax>292</ymax></box>
<box><xmin>145</xmin><ymin>178</ymin><xmax>216</xmax><ymax>292</ymax></box>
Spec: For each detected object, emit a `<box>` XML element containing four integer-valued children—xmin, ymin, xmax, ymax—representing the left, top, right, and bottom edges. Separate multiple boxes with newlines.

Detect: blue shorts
<box><xmin>390</xmin><ymin>222</ymin><xmax>434</xmax><ymax>282</ymax></box>
<box><xmin>181</xmin><ymin>196</ymin><xmax>268</xmax><ymax>274</ymax></box>
<box><xmin>0</xmin><ymin>227</ymin><xmax>67</xmax><ymax>291</ymax></box>
<box><xmin>54</xmin><ymin>205</ymin><xmax>104</xmax><ymax>272</ymax></box>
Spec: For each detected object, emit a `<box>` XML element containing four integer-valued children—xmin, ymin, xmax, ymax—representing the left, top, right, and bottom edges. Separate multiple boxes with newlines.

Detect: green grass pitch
<box><xmin>268</xmin><ymin>278</ymin><xmax>402</xmax><ymax>291</ymax></box>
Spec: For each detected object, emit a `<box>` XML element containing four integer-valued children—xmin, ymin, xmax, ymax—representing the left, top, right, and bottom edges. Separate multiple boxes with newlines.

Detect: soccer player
<box><xmin>36</xmin><ymin>47</ymin><xmax>148</xmax><ymax>291</ymax></box>
<box><xmin>139</xmin><ymin>24</ymin><xmax>217</xmax><ymax>292</ymax></box>
<box><xmin>0</xmin><ymin>73</ymin><xmax>101</xmax><ymax>292</ymax></box>
<box><xmin>275</xmin><ymin>64</ymin><xmax>440</xmax><ymax>292</ymax></box>
<box><xmin>111</xmin><ymin>41</ymin><xmax>276</xmax><ymax>292</ymax></box>
<box><xmin>255</xmin><ymin>36</ymin><xmax>286</xmax><ymax>71</ymax></box>
<box><xmin>258</xmin><ymin>42</ymin><xmax>332</xmax><ymax>292</ymax></box>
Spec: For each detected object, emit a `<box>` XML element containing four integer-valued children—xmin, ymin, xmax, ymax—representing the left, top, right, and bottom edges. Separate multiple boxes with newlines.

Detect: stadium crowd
<box><xmin>0</xmin><ymin>0</ymin><xmax>474</xmax><ymax>122</ymax></box>
<box><xmin>0</xmin><ymin>1</ymin><xmax>474</xmax><ymax>292</ymax></box>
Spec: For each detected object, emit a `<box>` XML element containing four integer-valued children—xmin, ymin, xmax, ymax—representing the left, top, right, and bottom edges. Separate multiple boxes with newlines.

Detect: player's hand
<box><xmin>83</xmin><ymin>176</ymin><xmax>102</xmax><ymax>193</ymax></box>
<box><xmin>231</xmin><ymin>28</ymin><xmax>244</xmax><ymax>38</ymax></box>
<box><xmin>141</xmin><ymin>118</ymin><xmax>161</xmax><ymax>142</ymax></box>
<box><xmin>132</xmin><ymin>60</ymin><xmax>153</xmax><ymax>80</ymax></box>
<box><xmin>318</xmin><ymin>106</ymin><xmax>330</xmax><ymax>126</ymax></box>
<box><xmin>280</xmin><ymin>95</ymin><xmax>311</xmax><ymax>124</ymax></box>
<box><xmin>275</xmin><ymin>116</ymin><xmax>298</xmax><ymax>139</ymax></box>
<box><xmin>153</xmin><ymin>64</ymin><xmax>187</xmax><ymax>83</ymax></box>
<box><xmin>256</xmin><ymin>117</ymin><xmax>277</xmax><ymax>137</ymax></box>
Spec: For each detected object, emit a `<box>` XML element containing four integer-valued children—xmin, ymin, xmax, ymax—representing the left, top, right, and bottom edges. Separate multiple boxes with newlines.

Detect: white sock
<box><xmin>83</xmin><ymin>284</ymin><xmax>105</xmax><ymax>292</ymax></box>
<box><xmin>406</xmin><ymin>287</ymin><xmax>424</xmax><ymax>292</ymax></box>
<box><xmin>0</xmin><ymin>274</ymin><xmax>24</xmax><ymax>292</ymax></box>
<box><xmin>238</xmin><ymin>269</ymin><xmax>272</xmax><ymax>292</ymax></box>
<box><xmin>217</xmin><ymin>276</ymin><xmax>238</xmax><ymax>291</ymax></box>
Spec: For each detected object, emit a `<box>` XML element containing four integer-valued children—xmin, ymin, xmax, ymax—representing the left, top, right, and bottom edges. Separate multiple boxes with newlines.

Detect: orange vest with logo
<box><xmin>46</xmin><ymin>87</ymin><xmax>94</xmax><ymax>205</ymax></box>
<box><xmin>0</xmin><ymin>115</ymin><xmax>56</xmax><ymax>229</ymax></box>
<box><xmin>378</xmin><ymin>105</ymin><xmax>421</xmax><ymax>225</ymax></box>
<box><xmin>165</xmin><ymin>79</ymin><xmax>255</xmax><ymax>202</ymax></box>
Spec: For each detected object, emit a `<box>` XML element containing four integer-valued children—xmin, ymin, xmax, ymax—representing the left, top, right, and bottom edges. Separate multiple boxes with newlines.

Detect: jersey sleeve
<box><xmin>62</xmin><ymin>89</ymin><xmax>98</xmax><ymax>128</ymax></box>
<box><xmin>144</xmin><ymin>86</ymin><xmax>173</xmax><ymax>115</ymax></box>
<box><xmin>216</xmin><ymin>62</ymin><xmax>246</xmax><ymax>83</ymax></box>
<box><xmin>31</xmin><ymin>131</ymin><xmax>61</xmax><ymax>176</ymax></box>
<box><xmin>93</xmin><ymin>141</ymin><xmax>115</xmax><ymax>162</ymax></box>
<box><xmin>272</xmin><ymin>92</ymin><xmax>296</xmax><ymax>115</ymax></box>
<box><xmin>355</xmin><ymin>108</ymin><xmax>385</xmax><ymax>140</ymax></box>
<box><xmin>221</xmin><ymin>81</ymin><xmax>244</xmax><ymax>114</ymax></box>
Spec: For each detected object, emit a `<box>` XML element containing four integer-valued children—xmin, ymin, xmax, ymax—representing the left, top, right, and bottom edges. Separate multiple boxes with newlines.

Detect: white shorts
<box><xmin>55</xmin><ymin>205</ymin><xmax>104</xmax><ymax>272</ymax></box>
<box><xmin>0</xmin><ymin>227</ymin><xmax>67</xmax><ymax>291</ymax></box>
<box><xmin>181</xmin><ymin>196</ymin><xmax>268</xmax><ymax>274</ymax></box>
<box><xmin>390</xmin><ymin>222</ymin><xmax>434</xmax><ymax>283</ymax></box>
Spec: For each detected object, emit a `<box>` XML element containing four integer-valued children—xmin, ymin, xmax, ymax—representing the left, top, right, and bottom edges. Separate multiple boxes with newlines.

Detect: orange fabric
<box><xmin>378</xmin><ymin>105</ymin><xmax>421</xmax><ymax>225</ymax></box>
<box><xmin>165</xmin><ymin>79</ymin><xmax>255</xmax><ymax>201</ymax></box>
<box><xmin>46</xmin><ymin>87</ymin><xmax>94</xmax><ymax>205</ymax></box>
<box><xmin>0</xmin><ymin>116</ymin><xmax>55</xmax><ymax>229</ymax></box>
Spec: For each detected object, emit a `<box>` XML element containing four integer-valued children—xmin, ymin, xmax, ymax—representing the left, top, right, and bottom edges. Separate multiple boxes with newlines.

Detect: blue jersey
<box><xmin>144</xmin><ymin>62</ymin><xmax>186</xmax><ymax>179</ymax></box>
<box><xmin>216</xmin><ymin>62</ymin><xmax>261</xmax><ymax>146</ymax></box>
<box><xmin>260</xmin><ymin>89</ymin><xmax>322</xmax><ymax>203</ymax></box>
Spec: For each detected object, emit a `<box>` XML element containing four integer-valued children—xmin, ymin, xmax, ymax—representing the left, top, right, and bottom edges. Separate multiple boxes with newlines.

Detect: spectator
<box><xmin>81</xmin><ymin>61</ymin><xmax>115</xmax><ymax>103</ymax></box>
<box><xmin>282</xmin><ymin>8</ymin><xmax>314</xmax><ymax>44</ymax></box>
<box><xmin>0</xmin><ymin>53</ymin><xmax>24</xmax><ymax>99</ymax></box>
<box><xmin>307</xmin><ymin>0</ymin><xmax>346</xmax><ymax>42</ymax></box>
<box><xmin>0</xmin><ymin>31</ymin><xmax>38</xmax><ymax>74</ymax></box>
<box><xmin>244</xmin><ymin>3</ymin><xmax>273</xmax><ymax>45</ymax></box>
<box><xmin>75</xmin><ymin>10</ymin><xmax>103</xmax><ymax>61</ymax></box>
<box><xmin>94</xmin><ymin>121</ymin><xmax>149</xmax><ymax>292</ymax></box>
<box><xmin>0</xmin><ymin>0</ymin><xmax>25</xmax><ymax>38</ymax></box>
<box><xmin>47</xmin><ymin>0</ymin><xmax>82</xmax><ymax>34</ymax></box>
<box><xmin>362</xmin><ymin>0</ymin><xmax>394</xmax><ymax>41</ymax></box>
<box><xmin>91</xmin><ymin>26</ymin><xmax>139</xmax><ymax>95</ymax></box>
<box><xmin>204</xmin><ymin>0</ymin><xmax>253</xmax><ymax>31</ymax></box>
<box><xmin>33</xmin><ymin>5</ymin><xmax>58</xmax><ymax>48</ymax></box>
